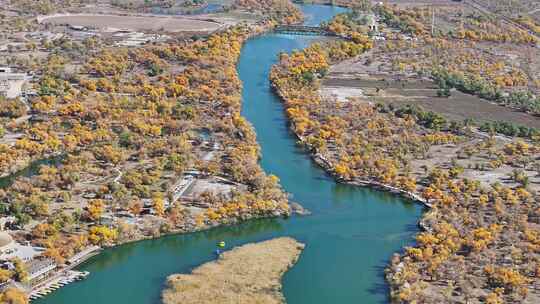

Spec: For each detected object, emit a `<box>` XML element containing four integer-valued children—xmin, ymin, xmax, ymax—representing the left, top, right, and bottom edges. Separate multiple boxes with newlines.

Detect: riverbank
<box><xmin>161</xmin><ymin>237</ymin><xmax>304</xmax><ymax>304</ymax></box>
<box><xmin>275</xmin><ymin>87</ymin><xmax>431</xmax><ymax>208</ymax></box>
<box><xmin>31</xmin><ymin>4</ymin><xmax>422</xmax><ymax>304</ymax></box>
<box><xmin>270</xmin><ymin>11</ymin><xmax>540</xmax><ymax>303</ymax></box>
<box><xmin>0</xmin><ymin>1</ymin><xmax>307</xmax><ymax>302</ymax></box>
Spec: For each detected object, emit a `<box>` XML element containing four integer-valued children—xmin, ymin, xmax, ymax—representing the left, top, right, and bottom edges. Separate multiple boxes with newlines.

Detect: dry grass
<box><xmin>162</xmin><ymin>237</ymin><xmax>305</xmax><ymax>304</ymax></box>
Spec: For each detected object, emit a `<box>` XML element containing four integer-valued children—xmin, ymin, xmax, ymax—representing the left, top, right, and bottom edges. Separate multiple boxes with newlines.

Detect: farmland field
<box><xmin>40</xmin><ymin>14</ymin><xmax>223</xmax><ymax>32</ymax></box>
<box><xmin>323</xmin><ymin>76</ymin><xmax>540</xmax><ymax>128</ymax></box>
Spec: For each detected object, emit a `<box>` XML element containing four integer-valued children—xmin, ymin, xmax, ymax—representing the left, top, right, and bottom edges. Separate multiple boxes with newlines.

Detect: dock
<box><xmin>27</xmin><ymin>246</ymin><xmax>100</xmax><ymax>301</ymax></box>
<box><xmin>29</xmin><ymin>270</ymin><xmax>89</xmax><ymax>301</ymax></box>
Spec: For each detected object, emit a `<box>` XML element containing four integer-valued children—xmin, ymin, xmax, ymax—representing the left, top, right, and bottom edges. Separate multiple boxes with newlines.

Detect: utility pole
<box><xmin>460</xmin><ymin>5</ymin><xmax>464</xmax><ymax>30</ymax></box>
<box><xmin>431</xmin><ymin>6</ymin><xmax>436</xmax><ymax>37</ymax></box>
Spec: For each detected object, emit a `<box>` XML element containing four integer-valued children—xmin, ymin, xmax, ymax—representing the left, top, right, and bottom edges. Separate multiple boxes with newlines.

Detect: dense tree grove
<box><xmin>1</xmin><ymin>0</ymin><xmax>539</xmax><ymax>301</ymax></box>
<box><xmin>233</xmin><ymin>0</ymin><xmax>302</xmax><ymax>24</ymax></box>
<box><xmin>373</xmin><ymin>4</ymin><xmax>428</xmax><ymax>36</ymax></box>
<box><xmin>271</xmin><ymin>7</ymin><xmax>540</xmax><ymax>302</ymax></box>
<box><xmin>2</xmin><ymin>25</ymin><xmax>291</xmax><ymax>247</ymax></box>
<box><xmin>433</xmin><ymin>68</ymin><xmax>540</xmax><ymax>116</ymax></box>
<box><xmin>271</xmin><ymin>41</ymin><xmax>458</xmax><ymax>190</ymax></box>
<box><xmin>0</xmin><ymin>287</ymin><xmax>28</xmax><ymax>304</ymax></box>
<box><xmin>0</xmin><ymin>0</ymin><xmax>305</xmax><ymax>298</ymax></box>
<box><xmin>373</xmin><ymin>3</ymin><xmax>538</xmax><ymax>44</ymax></box>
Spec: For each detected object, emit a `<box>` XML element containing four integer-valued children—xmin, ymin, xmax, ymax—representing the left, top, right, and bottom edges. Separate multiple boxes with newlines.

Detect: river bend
<box><xmin>36</xmin><ymin>5</ymin><xmax>422</xmax><ymax>304</ymax></box>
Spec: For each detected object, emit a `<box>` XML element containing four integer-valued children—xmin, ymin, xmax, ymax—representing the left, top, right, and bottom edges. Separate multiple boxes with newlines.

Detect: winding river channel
<box><xmin>36</xmin><ymin>5</ymin><xmax>422</xmax><ymax>304</ymax></box>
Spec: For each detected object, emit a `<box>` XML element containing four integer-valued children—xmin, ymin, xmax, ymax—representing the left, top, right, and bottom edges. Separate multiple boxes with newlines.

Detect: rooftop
<box><xmin>0</xmin><ymin>232</ymin><xmax>13</xmax><ymax>248</ymax></box>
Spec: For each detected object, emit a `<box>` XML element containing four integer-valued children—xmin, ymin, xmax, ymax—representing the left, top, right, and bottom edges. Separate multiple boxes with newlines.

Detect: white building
<box><xmin>26</xmin><ymin>258</ymin><xmax>57</xmax><ymax>285</ymax></box>
<box><xmin>0</xmin><ymin>67</ymin><xmax>28</xmax><ymax>98</ymax></box>
<box><xmin>366</xmin><ymin>14</ymin><xmax>379</xmax><ymax>32</ymax></box>
<box><xmin>0</xmin><ymin>232</ymin><xmax>14</xmax><ymax>254</ymax></box>
<box><xmin>0</xmin><ymin>219</ymin><xmax>43</xmax><ymax>262</ymax></box>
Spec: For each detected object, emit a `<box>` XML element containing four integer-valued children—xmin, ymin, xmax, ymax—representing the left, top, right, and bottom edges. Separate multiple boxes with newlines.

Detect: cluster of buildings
<box><xmin>0</xmin><ymin>217</ymin><xmax>56</xmax><ymax>292</ymax></box>
<box><xmin>66</xmin><ymin>25</ymin><xmax>170</xmax><ymax>47</ymax></box>
<box><xmin>111</xmin><ymin>31</ymin><xmax>170</xmax><ymax>47</ymax></box>
<box><xmin>0</xmin><ymin>217</ymin><xmax>99</xmax><ymax>297</ymax></box>
<box><xmin>64</xmin><ymin>24</ymin><xmax>170</xmax><ymax>47</ymax></box>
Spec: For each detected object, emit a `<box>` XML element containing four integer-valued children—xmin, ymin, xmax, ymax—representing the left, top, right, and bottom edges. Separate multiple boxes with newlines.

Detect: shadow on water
<box><xmin>368</xmin><ymin>264</ymin><xmax>393</xmax><ymax>303</ymax></box>
<box><xmin>367</xmin><ymin>223</ymin><xmax>422</xmax><ymax>301</ymax></box>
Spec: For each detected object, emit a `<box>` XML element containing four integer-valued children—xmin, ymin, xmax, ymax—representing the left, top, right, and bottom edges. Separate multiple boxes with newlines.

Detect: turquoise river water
<box><xmin>36</xmin><ymin>5</ymin><xmax>423</xmax><ymax>304</ymax></box>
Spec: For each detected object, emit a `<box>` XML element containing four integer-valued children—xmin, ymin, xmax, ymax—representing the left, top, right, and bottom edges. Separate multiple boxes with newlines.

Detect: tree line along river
<box><xmin>35</xmin><ymin>4</ymin><xmax>422</xmax><ymax>304</ymax></box>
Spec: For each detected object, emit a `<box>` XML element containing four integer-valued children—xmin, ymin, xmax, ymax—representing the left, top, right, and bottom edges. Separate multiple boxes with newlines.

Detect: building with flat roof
<box><xmin>0</xmin><ymin>231</ymin><xmax>40</xmax><ymax>261</ymax></box>
<box><xmin>0</xmin><ymin>231</ymin><xmax>14</xmax><ymax>252</ymax></box>
<box><xmin>0</xmin><ymin>67</ymin><xmax>28</xmax><ymax>98</ymax></box>
<box><xmin>26</xmin><ymin>258</ymin><xmax>57</xmax><ymax>286</ymax></box>
<box><xmin>0</xmin><ymin>218</ymin><xmax>43</xmax><ymax>262</ymax></box>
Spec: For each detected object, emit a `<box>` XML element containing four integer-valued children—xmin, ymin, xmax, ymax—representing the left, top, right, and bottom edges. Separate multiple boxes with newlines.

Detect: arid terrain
<box><xmin>322</xmin><ymin>70</ymin><xmax>540</xmax><ymax>129</ymax></box>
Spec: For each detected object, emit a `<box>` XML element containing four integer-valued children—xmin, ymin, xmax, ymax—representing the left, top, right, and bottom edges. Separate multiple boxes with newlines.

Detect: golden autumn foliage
<box><xmin>0</xmin><ymin>4</ymin><xmax>306</xmax><ymax>297</ymax></box>
<box><xmin>468</xmin><ymin>224</ymin><xmax>501</xmax><ymax>252</ymax></box>
<box><xmin>0</xmin><ymin>288</ymin><xmax>28</xmax><ymax>304</ymax></box>
<box><xmin>485</xmin><ymin>266</ymin><xmax>529</xmax><ymax>291</ymax></box>
<box><xmin>485</xmin><ymin>291</ymin><xmax>504</xmax><ymax>304</ymax></box>
<box><xmin>44</xmin><ymin>246</ymin><xmax>65</xmax><ymax>265</ymax></box>
<box><xmin>234</xmin><ymin>0</ymin><xmax>302</xmax><ymax>24</ymax></box>
<box><xmin>153</xmin><ymin>196</ymin><xmax>165</xmax><ymax>217</ymax></box>
<box><xmin>269</xmin><ymin>9</ymin><xmax>540</xmax><ymax>302</ymax></box>
<box><xmin>0</xmin><ymin>268</ymin><xmax>12</xmax><ymax>283</ymax></box>
<box><xmin>87</xmin><ymin>199</ymin><xmax>105</xmax><ymax>221</ymax></box>
<box><xmin>88</xmin><ymin>226</ymin><xmax>118</xmax><ymax>246</ymax></box>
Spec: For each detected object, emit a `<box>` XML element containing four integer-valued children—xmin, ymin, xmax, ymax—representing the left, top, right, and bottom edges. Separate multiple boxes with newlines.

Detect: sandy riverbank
<box><xmin>161</xmin><ymin>237</ymin><xmax>305</xmax><ymax>304</ymax></box>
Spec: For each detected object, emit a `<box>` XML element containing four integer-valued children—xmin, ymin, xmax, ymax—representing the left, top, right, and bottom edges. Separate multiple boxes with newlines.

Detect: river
<box><xmin>35</xmin><ymin>5</ymin><xmax>422</xmax><ymax>304</ymax></box>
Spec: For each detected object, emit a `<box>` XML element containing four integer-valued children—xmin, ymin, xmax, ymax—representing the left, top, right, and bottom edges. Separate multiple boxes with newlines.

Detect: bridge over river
<box><xmin>274</xmin><ymin>25</ymin><xmax>336</xmax><ymax>36</ymax></box>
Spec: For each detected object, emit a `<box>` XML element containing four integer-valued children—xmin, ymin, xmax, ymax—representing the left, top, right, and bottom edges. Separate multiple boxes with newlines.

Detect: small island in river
<box><xmin>161</xmin><ymin>237</ymin><xmax>304</xmax><ymax>304</ymax></box>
